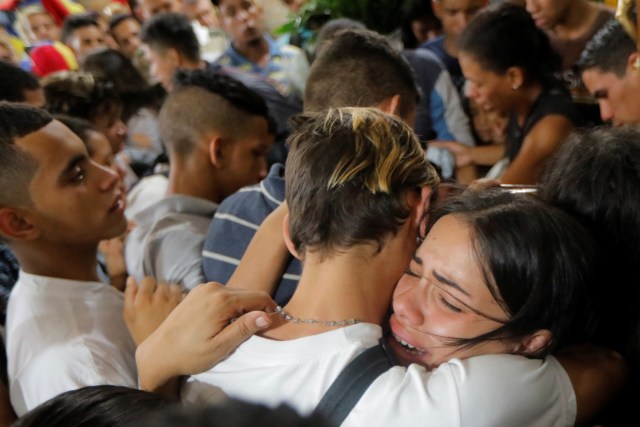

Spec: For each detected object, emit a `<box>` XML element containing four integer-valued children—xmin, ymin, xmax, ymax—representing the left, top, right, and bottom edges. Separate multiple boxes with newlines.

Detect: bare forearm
<box><xmin>469</xmin><ymin>144</ymin><xmax>505</xmax><ymax>166</ymax></box>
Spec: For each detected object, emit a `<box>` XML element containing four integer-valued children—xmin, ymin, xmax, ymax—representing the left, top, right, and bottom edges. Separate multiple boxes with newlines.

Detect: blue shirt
<box><xmin>202</xmin><ymin>164</ymin><xmax>301</xmax><ymax>305</ymax></box>
<box><xmin>421</xmin><ymin>36</ymin><xmax>465</xmax><ymax>95</ymax></box>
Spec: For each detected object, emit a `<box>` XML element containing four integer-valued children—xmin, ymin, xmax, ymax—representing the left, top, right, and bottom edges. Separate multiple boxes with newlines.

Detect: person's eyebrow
<box><xmin>59</xmin><ymin>154</ymin><xmax>87</xmax><ymax>180</ymax></box>
<box><xmin>432</xmin><ymin>270</ymin><xmax>470</xmax><ymax>297</ymax></box>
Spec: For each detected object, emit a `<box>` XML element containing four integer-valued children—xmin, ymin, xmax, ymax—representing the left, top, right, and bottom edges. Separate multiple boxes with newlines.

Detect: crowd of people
<box><xmin>0</xmin><ymin>0</ymin><xmax>639</xmax><ymax>425</ymax></box>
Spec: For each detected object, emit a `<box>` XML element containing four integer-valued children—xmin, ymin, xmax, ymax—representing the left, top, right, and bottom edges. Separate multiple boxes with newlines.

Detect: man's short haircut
<box><xmin>314</xmin><ymin>18</ymin><xmax>367</xmax><ymax>57</ymax></box>
<box><xmin>108</xmin><ymin>13</ymin><xmax>139</xmax><ymax>36</ymax></box>
<box><xmin>285</xmin><ymin>107</ymin><xmax>438</xmax><ymax>258</ymax></box>
<box><xmin>304</xmin><ymin>29</ymin><xmax>420</xmax><ymax>121</ymax></box>
<box><xmin>159</xmin><ymin>69</ymin><xmax>276</xmax><ymax>157</ymax></box>
<box><xmin>61</xmin><ymin>13</ymin><xmax>100</xmax><ymax>44</ymax></box>
<box><xmin>577</xmin><ymin>20</ymin><xmax>637</xmax><ymax>77</ymax></box>
<box><xmin>0</xmin><ymin>61</ymin><xmax>40</xmax><ymax>102</ymax></box>
<box><xmin>140</xmin><ymin>13</ymin><xmax>200</xmax><ymax>64</ymax></box>
<box><xmin>0</xmin><ymin>102</ymin><xmax>51</xmax><ymax>211</ymax></box>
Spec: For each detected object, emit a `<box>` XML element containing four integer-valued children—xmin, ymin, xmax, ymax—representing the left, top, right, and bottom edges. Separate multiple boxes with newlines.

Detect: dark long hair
<box><xmin>421</xmin><ymin>188</ymin><xmax>597</xmax><ymax>356</ymax></box>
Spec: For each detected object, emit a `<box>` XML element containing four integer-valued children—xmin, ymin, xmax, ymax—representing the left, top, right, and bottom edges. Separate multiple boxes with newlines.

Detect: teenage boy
<box><xmin>0</xmin><ymin>103</ymin><xmax>136</xmax><ymax>416</ymax></box>
<box><xmin>124</xmin><ymin>69</ymin><xmax>276</xmax><ymax>289</ymax></box>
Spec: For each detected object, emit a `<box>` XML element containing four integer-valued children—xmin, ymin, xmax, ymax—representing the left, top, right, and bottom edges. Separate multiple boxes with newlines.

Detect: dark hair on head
<box><xmin>0</xmin><ymin>61</ymin><xmax>40</xmax><ymax>102</ymax></box>
<box><xmin>141</xmin><ymin>13</ymin><xmax>200</xmax><ymax>63</ymax></box>
<box><xmin>0</xmin><ymin>102</ymin><xmax>51</xmax><ymax>215</ymax></box>
<box><xmin>539</xmin><ymin>126</ymin><xmax>640</xmax><ymax>375</ymax></box>
<box><xmin>53</xmin><ymin>114</ymin><xmax>97</xmax><ymax>152</ymax></box>
<box><xmin>314</xmin><ymin>18</ymin><xmax>367</xmax><ymax>58</ymax></box>
<box><xmin>160</xmin><ymin>68</ymin><xmax>275</xmax><ymax>157</ymax></box>
<box><xmin>577</xmin><ymin>20</ymin><xmax>637</xmax><ymax>77</ymax></box>
<box><xmin>42</xmin><ymin>71</ymin><xmax>123</xmax><ymax>124</ymax></box>
<box><xmin>458</xmin><ymin>3</ymin><xmax>560</xmax><ymax>87</ymax></box>
<box><xmin>401</xmin><ymin>0</ymin><xmax>441</xmax><ymax>49</ymax></box>
<box><xmin>305</xmin><ymin>29</ymin><xmax>420</xmax><ymax>121</ymax></box>
<box><xmin>285</xmin><ymin>107</ymin><xmax>438</xmax><ymax>258</ymax></box>
<box><xmin>61</xmin><ymin>13</ymin><xmax>100</xmax><ymax>44</ymax></box>
<box><xmin>83</xmin><ymin>49</ymin><xmax>165</xmax><ymax>120</ymax></box>
<box><xmin>422</xmin><ymin>188</ymin><xmax>597</xmax><ymax>356</ymax></box>
<box><xmin>13</xmin><ymin>385</ymin><xmax>174</xmax><ymax>427</ymax></box>
<box><xmin>108</xmin><ymin>13</ymin><xmax>140</xmax><ymax>34</ymax></box>
<box><xmin>142</xmin><ymin>398</ymin><xmax>331</xmax><ymax>427</ymax></box>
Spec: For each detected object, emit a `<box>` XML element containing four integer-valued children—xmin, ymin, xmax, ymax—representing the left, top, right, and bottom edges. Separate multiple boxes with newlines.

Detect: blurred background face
<box><xmin>139</xmin><ymin>0</ymin><xmax>182</xmax><ymax>20</ymax></box>
<box><xmin>582</xmin><ymin>67</ymin><xmax>640</xmax><ymax>126</ymax></box>
<box><xmin>27</xmin><ymin>12</ymin><xmax>60</xmax><ymax>42</ymax></box>
<box><xmin>69</xmin><ymin>25</ymin><xmax>108</xmax><ymax>60</ymax></box>
<box><xmin>218</xmin><ymin>0</ymin><xmax>264</xmax><ymax>47</ymax></box>
<box><xmin>459</xmin><ymin>52</ymin><xmax>513</xmax><ymax>113</ymax></box>
<box><xmin>525</xmin><ymin>0</ymin><xmax>572</xmax><ymax>31</ymax></box>
<box><xmin>184</xmin><ymin>0</ymin><xmax>221</xmax><ymax>28</ymax></box>
<box><xmin>111</xmin><ymin>17</ymin><xmax>142</xmax><ymax>59</ymax></box>
<box><xmin>432</xmin><ymin>0</ymin><xmax>486</xmax><ymax>40</ymax></box>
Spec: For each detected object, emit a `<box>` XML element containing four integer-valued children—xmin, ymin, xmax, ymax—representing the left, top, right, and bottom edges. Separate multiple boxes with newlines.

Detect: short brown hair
<box><xmin>285</xmin><ymin>107</ymin><xmax>438</xmax><ymax>258</ymax></box>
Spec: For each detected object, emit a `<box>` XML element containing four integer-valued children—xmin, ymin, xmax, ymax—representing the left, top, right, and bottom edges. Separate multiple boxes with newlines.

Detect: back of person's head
<box><xmin>142</xmin><ymin>399</ymin><xmax>330</xmax><ymax>427</ymax></box>
<box><xmin>539</xmin><ymin>126</ymin><xmax>640</xmax><ymax>367</ymax></box>
<box><xmin>83</xmin><ymin>49</ymin><xmax>149</xmax><ymax>94</ymax></box>
<box><xmin>0</xmin><ymin>61</ymin><xmax>40</xmax><ymax>103</ymax></box>
<box><xmin>577</xmin><ymin>20</ymin><xmax>637</xmax><ymax>77</ymax></box>
<box><xmin>458</xmin><ymin>2</ymin><xmax>559</xmax><ymax>87</ymax></box>
<box><xmin>13</xmin><ymin>385</ymin><xmax>173</xmax><ymax>427</ymax></box>
<box><xmin>42</xmin><ymin>70</ymin><xmax>122</xmax><ymax>123</ymax></box>
<box><xmin>424</xmin><ymin>188</ymin><xmax>597</xmax><ymax>356</ymax></box>
<box><xmin>285</xmin><ymin>107</ymin><xmax>438</xmax><ymax>259</ymax></box>
<box><xmin>141</xmin><ymin>13</ymin><xmax>200</xmax><ymax>63</ymax></box>
<box><xmin>0</xmin><ymin>102</ymin><xmax>52</xmax><ymax>213</ymax></box>
<box><xmin>61</xmin><ymin>13</ymin><xmax>100</xmax><ymax>45</ymax></box>
<box><xmin>159</xmin><ymin>68</ymin><xmax>276</xmax><ymax>158</ymax></box>
<box><xmin>304</xmin><ymin>29</ymin><xmax>420</xmax><ymax>121</ymax></box>
<box><xmin>313</xmin><ymin>18</ymin><xmax>367</xmax><ymax>59</ymax></box>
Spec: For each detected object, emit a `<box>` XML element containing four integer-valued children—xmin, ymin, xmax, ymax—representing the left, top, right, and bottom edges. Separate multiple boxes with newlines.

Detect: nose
<box><xmin>95</xmin><ymin>161</ymin><xmax>120</xmax><ymax>192</ymax></box>
<box><xmin>258</xmin><ymin>159</ymin><xmax>268</xmax><ymax>180</ymax></box>
<box><xmin>466</xmin><ymin>82</ymin><xmax>479</xmax><ymax>100</ymax></box>
<box><xmin>525</xmin><ymin>0</ymin><xmax>538</xmax><ymax>14</ymax></box>
<box><xmin>599</xmin><ymin>101</ymin><xmax>614</xmax><ymax>123</ymax></box>
<box><xmin>392</xmin><ymin>277</ymin><xmax>425</xmax><ymax>327</ymax></box>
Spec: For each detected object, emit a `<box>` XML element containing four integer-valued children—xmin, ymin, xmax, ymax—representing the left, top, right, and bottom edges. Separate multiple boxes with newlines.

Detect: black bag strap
<box><xmin>315</xmin><ymin>340</ymin><xmax>396</xmax><ymax>426</ymax></box>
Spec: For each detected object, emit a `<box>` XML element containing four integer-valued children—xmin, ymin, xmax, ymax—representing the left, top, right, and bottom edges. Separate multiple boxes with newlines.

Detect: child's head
<box><xmin>16</xmin><ymin>5</ymin><xmax>60</xmax><ymax>44</ymax></box>
<box><xmin>285</xmin><ymin>107</ymin><xmax>439</xmax><ymax>260</ymax></box>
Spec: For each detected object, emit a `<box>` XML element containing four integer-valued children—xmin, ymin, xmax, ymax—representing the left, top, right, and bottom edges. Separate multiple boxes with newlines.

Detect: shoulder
<box><xmin>349</xmin><ymin>355</ymin><xmax>574</xmax><ymax>426</ymax></box>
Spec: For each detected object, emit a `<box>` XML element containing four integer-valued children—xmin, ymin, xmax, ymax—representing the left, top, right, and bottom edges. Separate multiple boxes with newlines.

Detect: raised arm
<box><xmin>226</xmin><ymin>202</ymin><xmax>290</xmax><ymax>295</ymax></box>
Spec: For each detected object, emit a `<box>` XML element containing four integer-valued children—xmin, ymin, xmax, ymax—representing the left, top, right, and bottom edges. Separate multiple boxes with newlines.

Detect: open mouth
<box><xmin>392</xmin><ymin>332</ymin><xmax>424</xmax><ymax>354</ymax></box>
<box><xmin>109</xmin><ymin>194</ymin><xmax>125</xmax><ymax>213</ymax></box>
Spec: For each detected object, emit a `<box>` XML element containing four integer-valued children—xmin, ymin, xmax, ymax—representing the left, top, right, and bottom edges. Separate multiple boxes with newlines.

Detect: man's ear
<box><xmin>282</xmin><ymin>213</ymin><xmax>302</xmax><ymax>260</ymax></box>
<box><xmin>408</xmin><ymin>186</ymin><xmax>433</xmax><ymax>230</ymax></box>
<box><xmin>208</xmin><ymin>136</ymin><xmax>226</xmax><ymax>168</ymax></box>
<box><xmin>513</xmin><ymin>329</ymin><xmax>552</xmax><ymax>356</ymax></box>
<box><xmin>377</xmin><ymin>94</ymin><xmax>402</xmax><ymax>117</ymax></box>
<box><xmin>627</xmin><ymin>51</ymin><xmax>639</xmax><ymax>73</ymax></box>
<box><xmin>506</xmin><ymin>66</ymin><xmax>525</xmax><ymax>90</ymax></box>
<box><xmin>0</xmin><ymin>208</ymin><xmax>39</xmax><ymax>241</ymax></box>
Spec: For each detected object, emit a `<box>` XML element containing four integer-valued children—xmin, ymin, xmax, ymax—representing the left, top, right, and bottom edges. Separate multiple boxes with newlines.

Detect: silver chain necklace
<box><xmin>274</xmin><ymin>306</ymin><xmax>359</xmax><ymax>327</ymax></box>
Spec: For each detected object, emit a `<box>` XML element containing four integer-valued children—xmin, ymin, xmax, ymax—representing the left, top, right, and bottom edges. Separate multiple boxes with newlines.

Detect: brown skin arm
<box><xmin>500</xmin><ymin>115</ymin><xmax>574</xmax><ymax>184</ymax></box>
<box><xmin>226</xmin><ymin>202</ymin><xmax>290</xmax><ymax>295</ymax></box>
<box><xmin>555</xmin><ymin>344</ymin><xmax>628</xmax><ymax>426</ymax></box>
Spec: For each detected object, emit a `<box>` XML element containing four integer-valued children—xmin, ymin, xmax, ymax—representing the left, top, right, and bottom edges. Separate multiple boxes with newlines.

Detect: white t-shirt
<box><xmin>184</xmin><ymin>323</ymin><xmax>576</xmax><ymax>426</ymax></box>
<box><xmin>5</xmin><ymin>271</ymin><xmax>137</xmax><ymax>416</ymax></box>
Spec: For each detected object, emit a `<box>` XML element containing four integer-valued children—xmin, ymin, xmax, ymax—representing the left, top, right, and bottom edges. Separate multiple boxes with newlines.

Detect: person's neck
<box><xmin>263</xmin><ymin>235</ymin><xmax>414</xmax><ymax>340</ymax></box>
<box><xmin>12</xmin><ymin>241</ymin><xmax>100</xmax><ymax>282</ymax></box>
<box><xmin>167</xmin><ymin>159</ymin><xmax>222</xmax><ymax>203</ymax></box>
<box><xmin>233</xmin><ymin>36</ymin><xmax>269</xmax><ymax>64</ymax></box>
<box><xmin>442</xmin><ymin>34</ymin><xmax>459</xmax><ymax>59</ymax></box>
<box><xmin>551</xmin><ymin>0</ymin><xmax>598</xmax><ymax>40</ymax></box>
<box><xmin>513</xmin><ymin>84</ymin><xmax>544</xmax><ymax>127</ymax></box>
